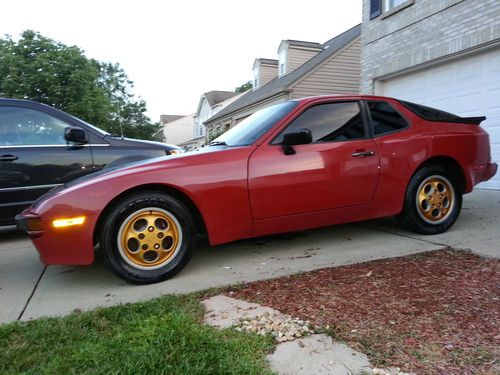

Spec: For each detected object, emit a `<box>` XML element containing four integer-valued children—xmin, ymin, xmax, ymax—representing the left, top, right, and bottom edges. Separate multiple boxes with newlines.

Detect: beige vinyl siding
<box><xmin>291</xmin><ymin>38</ymin><xmax>361</xmax><ymax>99</ymax></box>
<box><xmin>287</xmin><ymin>47</ymin><xmax>321</xmax><ymax>74</ymax></box>
<box><xmin>259</xmin><ymin>64</ymin><xmax>278</xmax><ymax>87</ymax></box>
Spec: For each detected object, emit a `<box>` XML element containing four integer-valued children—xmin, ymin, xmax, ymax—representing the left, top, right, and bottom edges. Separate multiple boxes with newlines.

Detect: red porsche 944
<box><xmin>16</xmin><ymin>95</ymin><xmax>497</xmax><ymax>284</ymax></box>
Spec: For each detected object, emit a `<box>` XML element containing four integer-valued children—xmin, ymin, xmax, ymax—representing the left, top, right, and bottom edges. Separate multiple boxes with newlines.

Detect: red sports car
<box><xmin>16</xmin><ymin>95</ymin><xmax>497</xmax><ymax>284</ymax></box>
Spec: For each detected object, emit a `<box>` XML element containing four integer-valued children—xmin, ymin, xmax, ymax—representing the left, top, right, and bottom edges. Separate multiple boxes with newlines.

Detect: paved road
<box><xmin>1</xmin><ymin>189</ymin><xmax>499</xmax><ymax>324</ymax></box>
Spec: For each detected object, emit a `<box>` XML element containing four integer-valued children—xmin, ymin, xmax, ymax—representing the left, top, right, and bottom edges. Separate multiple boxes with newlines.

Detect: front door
<box><xmin>248</xmin><ymin>101</ymin><xmax>380</xmax><ymax>219</ymax></box>
<box><xmin>0</xmin><ymin>105</ymin><xmax>93</xmax><ymax>224</ymax></box>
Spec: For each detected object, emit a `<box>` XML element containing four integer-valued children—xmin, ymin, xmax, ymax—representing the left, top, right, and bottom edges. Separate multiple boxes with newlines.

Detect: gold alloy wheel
<box><xmin>117</xmin><ymin>208</ymin><xmax>181</xmax><ymax>270</ymax></box>
<box><xmin>416</xmin><ymin>175</ymin><xmax>455</xmax><ymax>224</ymax></box>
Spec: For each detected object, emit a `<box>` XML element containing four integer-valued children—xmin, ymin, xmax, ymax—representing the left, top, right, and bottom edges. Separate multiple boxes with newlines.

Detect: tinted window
<box><xmin>399</xmin><ymin>100</ymin><xmax>460</xmax><ymax>122</ymax></box>
<box><xmin>368</xmin><ymin>101</ymin><xmax>408</xmax><ymax>136</ymax></box>
<box><xmin>273</xmin><ymin>101</ymin><xmax>364</xmax><ymax>144</ymax></box>
<box><xmin>0</xmin><ymin>107</ymin><xmax>69</xmax><ymax>146</ymax></box>
<box><xmin>212</xmin><ymin>101</ymin><xmax>298</xmax><ymax>147</ymax></box>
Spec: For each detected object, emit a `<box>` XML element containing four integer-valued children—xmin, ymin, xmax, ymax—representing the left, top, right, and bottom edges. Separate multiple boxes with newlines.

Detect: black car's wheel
<box><xmin>397</xmin><ymin>164</ymin><xmax>462</xmax><ymax>235</ymax></box>
<box><xmin>100</xmin><ymin>191</ymin><xmax>196</xmax><ymax>284</ymax></box>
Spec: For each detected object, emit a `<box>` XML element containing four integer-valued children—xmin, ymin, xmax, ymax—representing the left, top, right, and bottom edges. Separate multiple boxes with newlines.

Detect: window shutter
<box><xmin>370</xmin><ymin>0</ymin><xmax>382</xmax><ymax>19</ymax></box>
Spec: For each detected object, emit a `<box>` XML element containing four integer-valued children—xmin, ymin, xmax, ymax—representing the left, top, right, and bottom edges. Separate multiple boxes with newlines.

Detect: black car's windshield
<box><xmin>210</xmin><ymin>101</ymin><xmax>298</xmax><ymax>147</ymax></box>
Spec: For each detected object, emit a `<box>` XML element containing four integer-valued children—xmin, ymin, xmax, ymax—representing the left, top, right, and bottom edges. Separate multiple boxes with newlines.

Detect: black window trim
<box><xmin>270</xmin><ymin>100</ymin><xmax>370</xmax><ymax>145</ymax></box>
<box><xmin>364</xmin><ymin>100</ymin><xmax>410</xmax><ymax>138</ymax></box>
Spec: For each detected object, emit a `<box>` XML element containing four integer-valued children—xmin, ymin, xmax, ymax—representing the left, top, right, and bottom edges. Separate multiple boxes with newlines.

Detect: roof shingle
<box><xmin>203</xmin><ymin>91</ymin><xmax>239</xmax><ymax>107</ymax></box>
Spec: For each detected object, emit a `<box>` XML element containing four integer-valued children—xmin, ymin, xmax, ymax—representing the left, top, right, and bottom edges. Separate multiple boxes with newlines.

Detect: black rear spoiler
<box><xmin>399</xmin><ymin>101</ymin><xmax>486</xmax><ymax>125</ymax></box>
<box><xmin>454</xmin><ymin>116</ymin><xmax>486</xmax><ymax>125</ymax></box>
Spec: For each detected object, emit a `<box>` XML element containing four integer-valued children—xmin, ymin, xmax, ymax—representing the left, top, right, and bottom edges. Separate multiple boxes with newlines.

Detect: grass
<box><xmin>0</xmin><ymin>294</ymin><xmax>274</xmax><ymax>375</ymax></box>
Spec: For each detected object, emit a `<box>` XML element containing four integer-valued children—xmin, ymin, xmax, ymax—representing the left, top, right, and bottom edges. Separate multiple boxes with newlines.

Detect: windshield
<box><xmin>211</xmin><ymin>101</ymin><xmax>298</xmax><ymax>146</ymax></box>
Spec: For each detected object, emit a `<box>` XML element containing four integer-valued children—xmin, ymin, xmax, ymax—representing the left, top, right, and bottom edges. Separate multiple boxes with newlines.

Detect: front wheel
<box><xmin>397</xmin><ymin>165</ymin><xmax>462</xmax><ymax>235</ymax></box>
<box><xmin>100</xmin><ymin>191</ymin><xmax>196</xmax><ymax>284</ymax></box>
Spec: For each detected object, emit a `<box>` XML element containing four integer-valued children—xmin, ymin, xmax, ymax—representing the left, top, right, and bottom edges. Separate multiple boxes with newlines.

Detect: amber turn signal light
<box><xmin>52</xmin><ymin>216</ymin><xmax>86</xmax><ymax>228</ymax></box>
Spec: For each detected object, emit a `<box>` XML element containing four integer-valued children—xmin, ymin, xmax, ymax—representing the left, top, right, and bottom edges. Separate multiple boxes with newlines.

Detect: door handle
<box><xmin>352</xmin><ymin>151</ymin><xmax>375</xmax><ymax>158</ymax></box>
<box><xmin>0</xmin><ymin>155</ymin><xmax>18</xmax><ymax>162</ymax></box>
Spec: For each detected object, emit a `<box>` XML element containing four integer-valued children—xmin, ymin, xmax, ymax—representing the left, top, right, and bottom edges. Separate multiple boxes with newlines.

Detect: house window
<box><xmin>384</xmin><ymin>0</ymin><xmax>406</xmax><ymax>11</ymax></box>
<box><xmin>278</xmin><ymin>49</ymin><xmax>287</xmax><ymax>77</ymax></box>
<box><xmin>370</xmin><ymin>0</ymin><xmax>382</xmax><ymax>19</ymax></box>
<box><xmin>252</xmin><ymin>66</ymin><xmax>259</xmax><ymax>90</ymax></box>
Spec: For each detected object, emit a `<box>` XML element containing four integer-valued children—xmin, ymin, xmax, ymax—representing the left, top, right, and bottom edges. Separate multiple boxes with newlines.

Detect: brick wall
<box><xmin>361</xmin><ymin>0</ymin><xmax>500</xmax><ymax>93</ymax></box>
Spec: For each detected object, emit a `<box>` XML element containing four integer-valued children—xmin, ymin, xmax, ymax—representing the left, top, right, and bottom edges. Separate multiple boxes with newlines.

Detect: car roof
<box><xmin>0</xmin><ymin>97</ymin><xmax>62</xmax><ymax>112</ymax></box>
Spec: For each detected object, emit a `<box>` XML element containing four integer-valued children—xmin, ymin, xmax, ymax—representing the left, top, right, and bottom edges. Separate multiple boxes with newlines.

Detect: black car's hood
<box><xmin>104</xmin><ymin>135</ymin><xmax>181</xmax><ymax>151</ymax></box>
<box><xmin>64</xmin><ymin>144</ymin><xmax>230</xmax><ymax>189</ymax></box>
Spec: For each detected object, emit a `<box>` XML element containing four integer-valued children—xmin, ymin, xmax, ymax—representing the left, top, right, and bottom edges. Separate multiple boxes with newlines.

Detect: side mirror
<box><xmin>64</xmin><ymin>127</ymin><xmax>88</xmax><ymax>144</ymax></box>
<box><xmin>282</xmin><ymin>128</ymin><xmax>312</xmax><ymax>155</ymax></box>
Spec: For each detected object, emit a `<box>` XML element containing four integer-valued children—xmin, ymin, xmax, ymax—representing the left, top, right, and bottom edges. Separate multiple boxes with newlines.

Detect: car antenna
<box><xmin>119</xmin><ymin>122</ymin><xmax>124</xmax><ymax>140</ymax></box>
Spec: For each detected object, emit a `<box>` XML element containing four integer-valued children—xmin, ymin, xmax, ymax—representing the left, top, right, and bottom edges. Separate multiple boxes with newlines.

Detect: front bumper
<box><xmin>16</xmin><ymin>208</ymin><xmax>96</xmax><ymax>266</ymax></box>
<box><xmin>15</xmin><ymin>210</ymin><xmax>43</xmax><ymax>238</ymax></box>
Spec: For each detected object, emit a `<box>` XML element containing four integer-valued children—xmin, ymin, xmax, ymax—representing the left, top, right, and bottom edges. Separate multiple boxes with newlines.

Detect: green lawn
<box><xmin>0</xmin><ymin>294</ymin><xmax>274</xmax><ymax>375</ymax></box>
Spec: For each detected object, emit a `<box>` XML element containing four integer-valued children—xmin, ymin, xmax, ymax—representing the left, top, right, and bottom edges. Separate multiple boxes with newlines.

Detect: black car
<box><xmin>0</xmin><ymin>98</ymin><xmax>182</xmax><ymax>225</ymax></box>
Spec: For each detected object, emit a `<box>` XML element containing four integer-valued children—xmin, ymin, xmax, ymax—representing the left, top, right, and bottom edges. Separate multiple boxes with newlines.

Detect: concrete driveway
<box><xmin>1</xmin><ymin>189</ymin><xmax>498</xmax><ymax>324</ymax></box>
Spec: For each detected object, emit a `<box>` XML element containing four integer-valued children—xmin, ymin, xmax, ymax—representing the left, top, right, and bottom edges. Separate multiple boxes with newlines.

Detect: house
<box><xmin>160</xmin><ymin>114</ymin><xmax>195</xmax><ymax>146</ymax></box>
<box><xmin>153</xmin><ymin>115</ymin><xmax>183</xmax><ymax>142</ymax></box>
<box><xmin>361</xmin><ymin>0</ymin><xmax>500</xmax><ymax>189</ymax></box>
<box><xmin>204</xmin><ymin>24</ymin><xmax>361</xmax><ymax>134</ymax></box>
<box><xmin>193</xmin><ymin>90</ymin><xmax>242</xmax><ymax>142</ymax></box>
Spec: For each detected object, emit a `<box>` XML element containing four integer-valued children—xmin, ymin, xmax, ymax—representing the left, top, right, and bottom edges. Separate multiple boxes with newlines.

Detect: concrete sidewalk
<box><xmin>0</xmin><ymin>189</ymin><xmax>498</xmax><ymax>324</ymax></box>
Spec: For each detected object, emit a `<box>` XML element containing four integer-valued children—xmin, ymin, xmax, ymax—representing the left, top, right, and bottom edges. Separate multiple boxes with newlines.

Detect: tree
<box><xmin>0</xmin><ymin>30</ymin><xmax>160</xmax><ymax>140</ymax></box>
<box><xmin>234</xmin><ymin>81</ymin><xmax>253</xmax><ymax>93</ymax></box>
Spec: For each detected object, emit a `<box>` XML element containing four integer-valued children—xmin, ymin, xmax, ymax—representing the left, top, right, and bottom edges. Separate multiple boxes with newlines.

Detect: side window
<box><xmin>368</xmin><ymin>101</ymin><xmax>408</xmax><ymax>136</ymax></box>
<box><xmin>0</xmin><ymin>106</ymin><xmax>69</xmax><ymax>146</ymax></box>
<box><xmin>273</xmin><ymin>102</ymin><xmax>365</xmax><ymax>144</ymax></box>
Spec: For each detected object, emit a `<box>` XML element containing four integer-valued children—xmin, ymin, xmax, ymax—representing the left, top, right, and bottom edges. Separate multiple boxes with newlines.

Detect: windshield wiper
<box><xmin>208</xmin><ymin>141</ymin><xmax>227</xmax><ymax>146</ymax></box>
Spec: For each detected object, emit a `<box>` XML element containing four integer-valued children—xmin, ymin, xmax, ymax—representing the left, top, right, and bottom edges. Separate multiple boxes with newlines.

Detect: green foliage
<box><xmin>206</xmin><ymin>127</ymin><xmax>227</xmax><ymax>144</ymax></box>
<box><xmin>234</xmin><ymin>80</ymin><xmax>253</xmax><ymax>93</ymax></box>
<box><xmin>0</xmin><ymin>294</ymin><xmax>274</xmax><ymax>375</ymax></box>
<box><xmin>0</xmin><ymin>30</ymin><xmax>160</xmax><ymax>140</ymax></box>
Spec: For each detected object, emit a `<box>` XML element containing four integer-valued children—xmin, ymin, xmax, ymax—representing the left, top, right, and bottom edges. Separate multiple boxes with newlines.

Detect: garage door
<box><xmin>378</xmin><ymin>47</ymin><xmax>500</xmax><ymax>190</ymax></box>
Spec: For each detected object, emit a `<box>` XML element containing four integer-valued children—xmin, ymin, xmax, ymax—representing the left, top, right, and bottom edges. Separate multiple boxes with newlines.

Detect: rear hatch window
<box><xmin>399</xmin><ymin>100</ymin><xmax>485</xmax><ymax>125</ymax></box>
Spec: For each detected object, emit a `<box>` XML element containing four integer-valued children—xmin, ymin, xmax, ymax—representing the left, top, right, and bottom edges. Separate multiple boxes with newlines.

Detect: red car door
<box><xmin>248</xmin><ymin>100</ymin><xmax>380</xmax><ymax>220</ymax></box>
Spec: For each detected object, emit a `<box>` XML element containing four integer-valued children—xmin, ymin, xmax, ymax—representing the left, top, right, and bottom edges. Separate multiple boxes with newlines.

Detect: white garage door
<box><xmin>378</xmin><ymin>47</ymin><xmax>500</xmax><ymax>190</ymax></box>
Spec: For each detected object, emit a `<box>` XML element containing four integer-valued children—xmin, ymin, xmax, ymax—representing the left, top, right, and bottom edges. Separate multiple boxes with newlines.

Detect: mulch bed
<box><xmin>226</xmin><ymin>249</ymin><xmax>499</xmax><ymax>374</ymax></box>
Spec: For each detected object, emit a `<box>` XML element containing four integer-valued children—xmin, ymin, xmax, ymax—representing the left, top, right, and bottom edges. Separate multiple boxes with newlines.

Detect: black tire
<box><xmin>100</xmin><ymin>191</ymin><xmax>196</xmax><ymax>284</ymax></box>
<box><xmin>397</xmin><ymin>164</ymin><xmax>462</xmax><ymax>235</ymax></box>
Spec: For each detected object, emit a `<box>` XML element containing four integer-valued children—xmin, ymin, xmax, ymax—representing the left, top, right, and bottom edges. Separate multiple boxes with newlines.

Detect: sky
<box><xmin>0</xmin><ymin>1</ymin><xmax>361</xmax><ymax>121</ymax></box>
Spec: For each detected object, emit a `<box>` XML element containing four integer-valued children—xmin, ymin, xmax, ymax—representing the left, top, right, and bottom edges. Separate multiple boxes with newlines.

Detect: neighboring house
<box><xmin>361</xmin><ymin>0</ymin><xmax>500</xmax><ymax>189</ymax></box>
<box><xmin>160</xmin><ymin>114</ymin><xmax>195</xmax><ymax>146</ymax></box>
<box><xmin>205</xmin><ymin>24</ymin><xmax>361</xmax><ymax>133</ymax></box>
<box><xmin>160</xmin><ymin>114</ymin><xmax>183</xmax><ymax>126</ymax></box>
<box><xmin>153</xmin><ymin>115</ymin><xmax>183</xmax><ymax>142</ymax></box>
<box><xmin>193</xmin><ymin>91</ymin><xmax>241</xmax><ymax>141</ymax></box>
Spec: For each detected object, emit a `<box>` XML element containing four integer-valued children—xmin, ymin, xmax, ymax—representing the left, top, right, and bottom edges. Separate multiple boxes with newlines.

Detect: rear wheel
<box><xmin>101</xmin><ymin>191</ymin><xmax>196</xmax><ymax>284</ymax></box>
<box><xmin>397</xmin><ymin>165</ymin><xmax>462</xmax><ymax>235</ymax></box>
